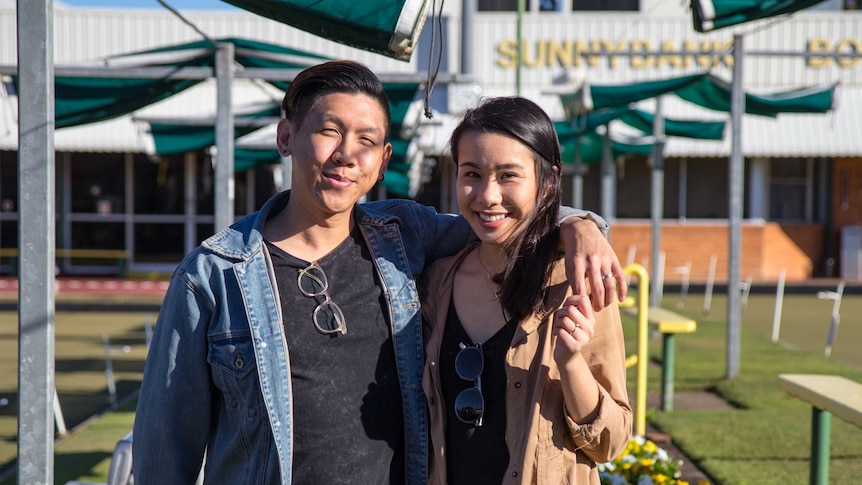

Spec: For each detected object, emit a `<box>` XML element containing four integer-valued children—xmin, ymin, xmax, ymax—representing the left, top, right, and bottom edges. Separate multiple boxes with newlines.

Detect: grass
<box><xmin>622</xmin><ymin>289</ymin><xmax>862</xmax><ymax>485</ymax></box>
<box><xmin>0</xmin><ymin>310</ymin><xmax>151</xmax><ymax>484</ymax></box>
<box><xmin>1</xmin><ymin>285</ymin><xmax>861</xmax><ymax>484</ymax></box>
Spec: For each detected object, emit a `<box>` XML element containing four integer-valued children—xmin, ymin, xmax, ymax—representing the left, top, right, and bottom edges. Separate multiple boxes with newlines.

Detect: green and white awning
<box><xmin>691</xmin><ymin>0</ymin><xmax>828</xmax><ymax>33</ymax></box>
<box><xmin>221</xmin><ymin>0</ymin><xmax>431</xmax><ymax>61</ymax></box>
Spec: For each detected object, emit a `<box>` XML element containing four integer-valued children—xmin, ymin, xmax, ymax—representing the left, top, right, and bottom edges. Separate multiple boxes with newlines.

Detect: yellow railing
<box><xmin>620</xmin><ymin>263</ymin><xmax>649</xmax><ymax>437</ymax></box>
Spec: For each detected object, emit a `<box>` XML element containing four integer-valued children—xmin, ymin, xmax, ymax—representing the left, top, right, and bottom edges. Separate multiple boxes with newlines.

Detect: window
<box><xmin>572</xmin><ymin>0</ymin><xmax>639</xmax><ymax>11</ymax></box>
<box><xmin>70</xmin><ymin>153</ymin><xmax>125</xmax><ymax>214</ymax></box>
<box><xmin>478</xmin><ymin>0</ymin><xmax>518</xmax><ymax>11</ymax></box>
<box><xmin>134</xmin><ymin>156</ymin><xmax>185</xmax><ymax>215</ymax></box>
<box><xmin>769</xmin><ymin>158</ymin><xmax>813</xmax><ymax>221</ymax></box>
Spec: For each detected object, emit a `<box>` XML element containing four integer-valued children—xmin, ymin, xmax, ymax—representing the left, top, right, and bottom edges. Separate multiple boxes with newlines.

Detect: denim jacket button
<box><xmin>259</xmin><ymin>341</ymin><xmax>267</xmax><ymax>348</ymax></box>
<box><xmin>429</xmin><ymin>397</ymin><xmax>435</xmax><ymax>405</ymax></box>
<box><xmin>234</xmin><ymin>354</ymin><xmax>245</xmax><ymax>369</ymax></box>
<box><xmin>514</xmin><ymin>382</ymin><xmax>522</xmax><ymax>388</ymax></box>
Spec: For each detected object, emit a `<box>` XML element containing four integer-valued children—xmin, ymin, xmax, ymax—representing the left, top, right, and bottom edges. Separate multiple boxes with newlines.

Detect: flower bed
<box><xmin>598</xmin><ymin>435</ymin><xmax>706</xmax><ymax>485</ymax></box>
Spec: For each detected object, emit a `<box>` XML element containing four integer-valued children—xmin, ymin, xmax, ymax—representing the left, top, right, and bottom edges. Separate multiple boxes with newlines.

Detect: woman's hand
<box><xmin>553</xmin><ymin>294</ymin><xmax>595</xmax><ymax>364</ymax></box>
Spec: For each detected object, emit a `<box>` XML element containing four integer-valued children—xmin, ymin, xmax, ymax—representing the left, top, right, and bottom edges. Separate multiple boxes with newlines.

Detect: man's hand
<box><xmin>559</xmin><ymin>217</ymin><xmax>627</xmax><ymax>311</ymax></box>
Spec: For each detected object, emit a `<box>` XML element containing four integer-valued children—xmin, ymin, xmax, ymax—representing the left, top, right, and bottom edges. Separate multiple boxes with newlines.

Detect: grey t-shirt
<box><xmin>265</xmin><ymin>227</ymin><xmax>405</xmax><ymax>484</ymax></box>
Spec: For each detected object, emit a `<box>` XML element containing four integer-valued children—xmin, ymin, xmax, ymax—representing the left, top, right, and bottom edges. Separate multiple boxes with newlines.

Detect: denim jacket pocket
<box><xmin>208</xmin><ymin>336</ymin><xmax>263</xmax><ymax>416</ymax></box>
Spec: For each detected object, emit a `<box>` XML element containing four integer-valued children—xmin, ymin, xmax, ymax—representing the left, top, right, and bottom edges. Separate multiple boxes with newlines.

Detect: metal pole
<box><xmin>215</xmin><ymin>42</ymin><xmax>235</xmax><ymax>232</ymax></box>
<box><xmin>461</xmin><ymin>0</ymin><xmax>475</xmax><ymax>77</ymax></box>
<box><xmin>17</xmin><ymin>1</ymin><xmax>56</xmax><ymax>483</ymax></box>
<box><xmin>600</xmin><ymin>128</ymin><xmax>615</xmax><ymax>221</ymax></box>
<box><xmin>727</xmin><ymin>33</ymin><xmax>744</xmax><ymax>379</ymax></box>
<box><xmin>811</xmin><ymin>407</ymin><xmax>831</xmax><ymax>485</ymax></box>
<box><xmin>771</xmin><ymin>268</ymin><xmax>786</xmax><ymax>342</ymax></box>
<box><xmin>516</xmin><ymin>0</ymin><xmax>525</xmax><ymax>96</ymax></box>
<box><xmin>660</xmin><ymin>334</ymin><xmax>675</xmax><ymax>412</ymax></box>
<box><xmin>650</xmin><ymin>96</ymin><xmax>665</xmax><ymax>308</ymax></box>
<box><xmin>572</xmin><ymin>135</ymin><xmax>583</xmax><ymax>208</ymax></box>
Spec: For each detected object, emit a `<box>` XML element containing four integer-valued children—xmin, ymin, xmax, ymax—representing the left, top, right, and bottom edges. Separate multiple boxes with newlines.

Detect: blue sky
<box><xmin>60</xmin><ymin>0</ymin><xmax>237</xmax><ymax>9</ymax></box>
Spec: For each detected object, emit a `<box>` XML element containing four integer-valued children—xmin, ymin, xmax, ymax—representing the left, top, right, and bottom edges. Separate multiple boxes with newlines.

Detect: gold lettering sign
<box><xmin>494</xmin><ymin>37</ymin><xmax>858</xmax><ymax>69</ymax></box>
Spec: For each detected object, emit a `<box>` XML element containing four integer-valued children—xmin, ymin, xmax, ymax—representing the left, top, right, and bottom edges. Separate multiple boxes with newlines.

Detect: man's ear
<box><xmin>276</xmin><ymin>119</ymin><xmax>291</xmax><ymax>157</ymax></box>
<box><xmin>379</xmin><ymin>142</ymin><xmax>393</xmax><ymax>180</ymax></box>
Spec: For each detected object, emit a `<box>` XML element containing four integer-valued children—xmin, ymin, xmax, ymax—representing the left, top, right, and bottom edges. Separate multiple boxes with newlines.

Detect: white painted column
<box><xmin>748</xmin><ymin>157</ymin><xmax>770</xmax><ymax>220</ymax></box>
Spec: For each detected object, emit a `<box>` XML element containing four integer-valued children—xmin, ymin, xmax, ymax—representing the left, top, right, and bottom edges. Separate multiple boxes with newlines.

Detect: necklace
<box><xmin>473</xmin><ymin>247</ymin><xmax>509</xmax><ymax>326</ymax></box>
<box><xmin>476</xmin><ymin>248</ymin><xmax>502</xmax><ymax>302</ymax></box>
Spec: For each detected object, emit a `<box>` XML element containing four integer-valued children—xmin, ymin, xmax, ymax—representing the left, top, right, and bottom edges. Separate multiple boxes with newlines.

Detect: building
<box><xmin>1</xmin><ymin>0</ymin><xmax>861</xmax><ymax>281</ymax></box>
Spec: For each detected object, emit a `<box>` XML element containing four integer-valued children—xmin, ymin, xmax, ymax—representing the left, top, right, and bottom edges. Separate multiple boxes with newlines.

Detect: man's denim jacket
<box><xmin>133</xmin><ymin>190</ymin><xmax>607</xmax><ymax>484</ymax></box>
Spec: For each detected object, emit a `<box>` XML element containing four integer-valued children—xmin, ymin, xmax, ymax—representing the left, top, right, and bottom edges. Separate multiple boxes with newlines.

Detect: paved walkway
<box><xmin>0</xmin><ymin>276</ymin><xmax>169</xmax><ymax>304</ymax></box>
<box><xmin>642</xmin><ymin>390</ymin><xmax>734</xmax><ymax>485</ymax></box>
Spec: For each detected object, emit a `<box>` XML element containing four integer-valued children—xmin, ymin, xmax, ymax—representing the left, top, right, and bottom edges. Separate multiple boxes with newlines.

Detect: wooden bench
<box><xmin>777</xmin><ymin>374</ymin><xmax>862</xmax><ymax>485</ymax></box>
<box><xmin>0</xmin><ymin>248</ymin><xmax>130</xmax><ymax>277</ymax></box>
<box><xmin>624</xmin><ymin>305</ymin><xmax>697</xmax><ymax>411</ymax></box>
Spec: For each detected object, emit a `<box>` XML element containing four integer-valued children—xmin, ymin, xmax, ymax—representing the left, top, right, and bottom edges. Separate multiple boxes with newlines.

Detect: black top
<box><xmin>266</xmin><ymin>228</ymin><xmax>405</xmax><ymax>484</ymax></box>
<box><xmin>439</xmin><ymin>298</ymin><xmax>515</xmax><ymax>485</ymax></box>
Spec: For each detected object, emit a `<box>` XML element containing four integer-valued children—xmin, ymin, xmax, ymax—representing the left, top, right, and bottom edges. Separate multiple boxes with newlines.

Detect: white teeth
<box><xmin>478</xmin><ymin>213</ymin><xmax>505</xmax><ymax>222</ymax></box>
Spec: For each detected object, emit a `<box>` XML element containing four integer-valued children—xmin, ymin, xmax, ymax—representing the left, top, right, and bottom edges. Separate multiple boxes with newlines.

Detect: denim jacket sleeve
<box><xmin>133</xmin><ymin>262</ymin><xmax>214</xmax><ymax>483</ymax></box>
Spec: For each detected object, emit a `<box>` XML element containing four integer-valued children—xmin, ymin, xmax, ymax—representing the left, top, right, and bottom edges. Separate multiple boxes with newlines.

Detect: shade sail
<box><xmin>564</xmin><ymin>73</ymin><xmax>836</xmax><ymax>118</ymax></box>
<box><xmin>150</xmin><ymin>104</ymin><xmax>281</xmax><ymax>156</ymax></box>
<box><xmin>564</xmin><ymin>74</ymin><xmax>703</xmax><ymax>113</ymax></box>
<box><xmin>38</xmin><ymin>37</ymin><xmax>328</xmax><ymax>129</ymax></box>
<box><xmin>52</xmin><ymin>75</ymin><xmax>202</xmax><ymax>129</ymax></box>
<box><xmin>235</xmin><ymin>147</ymin><xmax>280</xmax><ymax>172</ymax></box>
<box><xmin>691</xmin><ymin>0</ymin><xmax>828</xmax><ymax>33</ymax></box>
<box><xmin>221</xmin><ymin>0</ymin><xmax>431</xmax><ymax>61</ymax></box>
<box><xmin>620</xmin><ymin>109</ymin><xmax>726</xmax><ymax>140</ymax></box>
<box><xmin>675</xmin><ymin>76</ymin><xmax>837</xmax><ymax>117</ymax></box>
<box><xmin>555</xmin><ymin>122</ymin><xmax>654</xmax><ymax>165</ymax></box>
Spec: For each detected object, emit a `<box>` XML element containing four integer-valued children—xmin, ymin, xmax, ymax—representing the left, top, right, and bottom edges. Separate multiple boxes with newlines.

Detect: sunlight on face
<box><xmin>279</xmin><ymin>92</ymin><xmax>391</xmax><ymax>219</ymax></box>
<box><xmin>456</xmin><ymin>131</ymin><xmax>539</xmax><ymax>247</ymax></box>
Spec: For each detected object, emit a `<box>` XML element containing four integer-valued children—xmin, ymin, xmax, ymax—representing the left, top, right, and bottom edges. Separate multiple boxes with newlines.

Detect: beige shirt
<box><xmin>421</xmin><ymin>245</ymin><xmax>632</xmax><ymax>485</ymax></box>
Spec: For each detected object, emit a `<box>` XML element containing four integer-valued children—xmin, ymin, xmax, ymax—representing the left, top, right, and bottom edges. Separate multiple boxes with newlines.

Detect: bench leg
<box><xmin>660</xmin><ymin>333</ymin><xmax>675</xmax><ymax>411</ymax></box>
<box><xmin>810</xmin><ymin>407</ymin><xmax>831</xmax><ymax>485</ymax></box>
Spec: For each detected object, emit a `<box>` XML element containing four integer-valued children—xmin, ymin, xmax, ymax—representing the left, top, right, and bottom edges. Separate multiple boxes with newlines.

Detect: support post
<box><xmin>661</xmin><ymin>334</ymin><xmax>675</xmax><ymax>411</ymax></box>
<box><xmin>810</xmin><ymin>407</ymin><xmax>831</xmax><ymax>485</ymax></box>
<box><xmin>726</xmin><ymin>33</ymin><xmax>745</xmax><ymax>379</ymax></box>
<box><xmin>650</xmin><ymin>96</ymin><xmax>665</xmax><ymax>308</ymax></box>
<box><xmin>215</xmin><ymin>42</ymin><xmax>235</xmax><ymax>232</ymax></box>
<box><xmin>17</xmin><ymin>1</ymin><xmax>56</xmax><ymax>483</ymax></box>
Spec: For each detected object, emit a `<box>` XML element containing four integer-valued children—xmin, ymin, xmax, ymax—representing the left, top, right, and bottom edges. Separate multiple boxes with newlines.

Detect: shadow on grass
<box><xmin>0</xmin><ymin>451</ymin><xmax>114</xmax><ymax>485</ymax></box>
<box><xmin>55</xmin><ymin>451</ymin><xmax>114</xmax><ymax>485</ymax></box>
<box><xmin>55</xmin><ymin>357</ymin><xmax>145</xmax><ymax>374</ymax></box>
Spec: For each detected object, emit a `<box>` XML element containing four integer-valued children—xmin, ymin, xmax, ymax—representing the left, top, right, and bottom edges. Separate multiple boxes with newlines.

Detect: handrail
<box><xmin>621</xmin><ymin>263</ymin><xmax>649</xmax><ymax>437</ymax></box>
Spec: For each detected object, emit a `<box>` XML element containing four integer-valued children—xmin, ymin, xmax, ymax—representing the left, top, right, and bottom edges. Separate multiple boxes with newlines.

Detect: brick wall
<box><xmin>608</xmin><ymin>221</ymin><xmax>824</xmax><ymax>283</ymax></box>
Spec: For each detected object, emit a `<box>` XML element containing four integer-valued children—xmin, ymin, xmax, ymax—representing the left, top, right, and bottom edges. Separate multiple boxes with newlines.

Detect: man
<box><xmin>133</xmin><ymin>60</ymin><xmax>625</xmax><ymax>484</ymax></box>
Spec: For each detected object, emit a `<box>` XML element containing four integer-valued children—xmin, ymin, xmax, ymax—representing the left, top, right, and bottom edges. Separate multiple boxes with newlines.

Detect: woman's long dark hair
<box><xmin>449</xmin><ymin>96</ymin><xmax>563</xmax><ymax>322</ymax></box>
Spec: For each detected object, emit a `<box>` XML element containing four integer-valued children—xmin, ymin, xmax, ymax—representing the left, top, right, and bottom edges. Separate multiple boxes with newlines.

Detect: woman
<box><xmin>421</xmin><ymin>97</ymin><xmax>632</xmax><ymax>485</ymax></box>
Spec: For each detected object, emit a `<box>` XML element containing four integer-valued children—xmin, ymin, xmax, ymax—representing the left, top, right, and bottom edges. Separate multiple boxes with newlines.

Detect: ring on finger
<box><xmin>569</xmin><ymin>323</ymin><xmax>581</xmax><ymax>335</ymax></box>
<box><xmin>601</xmin><ymin>273</ymin><xmax>613</xmax><ymax>280</ymax></box>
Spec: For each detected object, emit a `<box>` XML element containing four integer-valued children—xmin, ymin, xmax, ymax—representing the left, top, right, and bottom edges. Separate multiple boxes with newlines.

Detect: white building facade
<box><xmin>0</xmin><ymin>0</ymin><xmax>860</xmax><ymax>279</ymax></box>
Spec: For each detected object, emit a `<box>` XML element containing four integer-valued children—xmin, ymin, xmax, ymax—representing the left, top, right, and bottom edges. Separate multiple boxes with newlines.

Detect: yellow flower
<box><xmin>644</xmin><ymin>440</ymin><xmax>659</xmax><ymax>453</ymax></box>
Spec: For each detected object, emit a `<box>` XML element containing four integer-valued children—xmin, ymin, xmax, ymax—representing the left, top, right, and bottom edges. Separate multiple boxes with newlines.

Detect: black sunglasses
<box><xmin>454</xmin><ymin>342</ymin><xmax>484</xmax><ymax>427</ymax></box>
